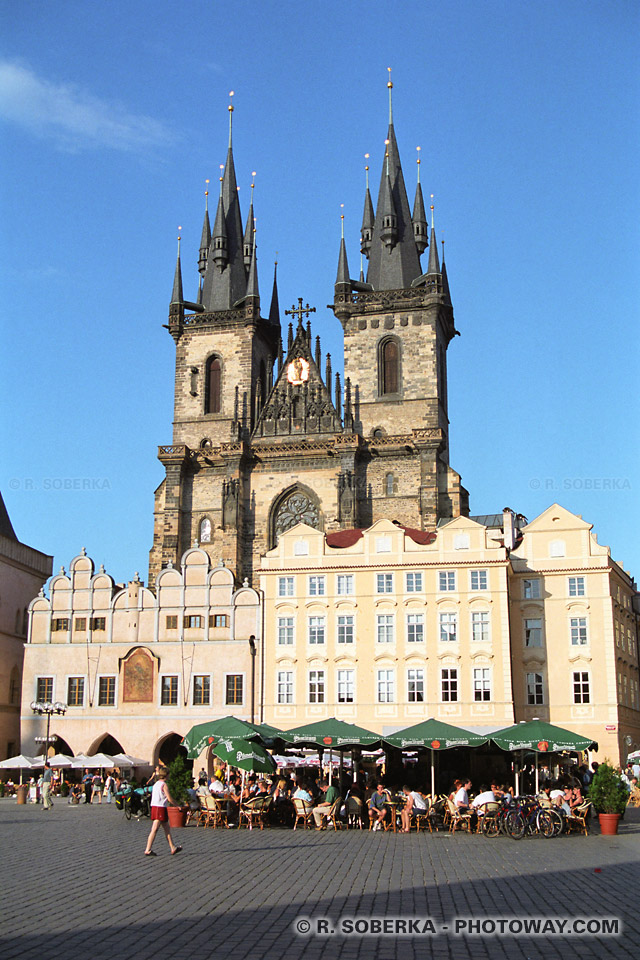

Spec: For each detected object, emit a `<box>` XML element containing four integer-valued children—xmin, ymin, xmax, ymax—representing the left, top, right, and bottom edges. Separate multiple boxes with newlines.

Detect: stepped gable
<box><xmin>253</xmin><ymin>319</ymin><xmax>341</xmax><ymax>439</ymax></box>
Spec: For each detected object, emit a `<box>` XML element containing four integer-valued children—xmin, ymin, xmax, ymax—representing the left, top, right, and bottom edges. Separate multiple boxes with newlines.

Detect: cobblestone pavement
<box><xmin>1</xmin><ymin>800</ymin><xmax>638</xmax><ymax>960</ymax></box>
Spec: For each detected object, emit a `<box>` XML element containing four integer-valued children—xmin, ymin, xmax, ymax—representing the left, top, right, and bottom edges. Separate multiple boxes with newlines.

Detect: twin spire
<box><xmin>338</xmin><ymin>72</ymin><xmax>448</xmax><ymax>294</ymax></box>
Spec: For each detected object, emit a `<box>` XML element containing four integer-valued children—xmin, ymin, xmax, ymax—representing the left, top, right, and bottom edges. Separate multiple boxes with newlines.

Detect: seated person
<box><xmin>210</xmin><ymin>775</ymin><xmax>225</xmax><ymax>796</ymax></box>
<box><xmin>312</xmin><ymin>779</ymin><xmax>340</xmax><ymax>829</ymax></box>
<box><xmin>293</xmin><ymin>781</ymin><xmax>313</xmax><ymax>804</ymax></box>
<box><xmin>68</xmin><ymin>782</ymin><xmax>82</xmax><ymax>804</ymax></box>
<box><xmin>471</xmin><ymin>784</ymin><xmax>496</xmax><ymax>817</ymax></box>
<box><xmin>454</xmin><ymin>779</ymin><xmax>472</xmax><ymax>812</ymax></box>
<box><xmin>254</xmin><ymin>780</ymin><xmax>270</xmax><ymax>799</ymax></box>
<box><xmin>400</xmin><ymin>785</ymin><xmax>427</xmax><ymax>832</ymax></box>
<box><xmin>186</xmin><ymin>782</ymin><xmax>200</xmax><ymax>811</ymax></box>
<box><xmin>368</xmin><ymin>782</ymin><xmax>390</xmax><ymax>831</ymax></box>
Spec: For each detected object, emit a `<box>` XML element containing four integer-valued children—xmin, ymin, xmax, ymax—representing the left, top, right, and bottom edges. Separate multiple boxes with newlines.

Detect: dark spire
<box><xmin>170</xmin><ymin>233</ymin><xmax>184</xmax><ymax>305</ymax></box>
<box><xmin>201</xmin><ymin>92</ymin><xmax>247</xmax><ymax>311</ymax></box>
<box><xmin>441</xmin><ymin>239</ymin><xmax>451</xmax><ymax>302</ymax></box>
<box><xmin>365</xmin><ymin>77</ymin><xmax>422</xmax><ymax>290</ymax></box>
<box><xmin>269</xmin><ymin>260</ymin><xmax>281</xmax><ymax>327</ymax></box>
<box><xmin>426</xmin><ymin>202</ymin><xmax>440</xmax><ymax>275</ymax></box>
<box><xmin>243</xmin><ymin>175</ymin><xmax>256</xmax><ymax>269</ymax></box>
<box><xmin>412</xmin><ymin>148</ymin><xmax>428</xmax><ymax>255</ymax></box>
<box><xmin>326</xmin><ymin>353</ymin><xmax>332</xmax><ymax>390</ymax></box>
<box><xmin>245</xmin><ymin>222</ymin><xmax>259</xmax><ymax>300</ymax></box>
<box><xmin>198</xmin><ymin>182</ymin><xmax>211</xmax><ymax>276</ymax></box>
<box><xmin>315</xmin><ymin>336</ymin><xmax>321</xmax><ymax>370</ymax></box>
<box><xmin>360</xmin><ymin>156</ymin><xmax>375</xmax><ymax>258</ymax></box>
<box><xmin>336</xmin><ymin>231</ymin><xmax>350</xmax><ymax>285</ymax></box>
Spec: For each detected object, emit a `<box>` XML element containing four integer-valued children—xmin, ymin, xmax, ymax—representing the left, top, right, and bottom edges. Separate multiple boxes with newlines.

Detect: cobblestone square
<box><xmin>1</xmin><ymin>800</ymin><xmax>638</xmax><ymax>960</ymax></box>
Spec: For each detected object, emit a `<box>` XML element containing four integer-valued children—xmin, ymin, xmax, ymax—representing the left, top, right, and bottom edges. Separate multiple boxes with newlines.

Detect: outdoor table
<box><xmin>384</xmin><ymin>797</ymin><xmax>405</xmax><ymax>833</ymax></box>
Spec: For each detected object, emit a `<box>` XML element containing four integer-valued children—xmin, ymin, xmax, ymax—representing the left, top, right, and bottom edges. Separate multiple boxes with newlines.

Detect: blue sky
<box><xmin>1</xmin><ymin>0</ymin><xmax>639</xmax><ymax>584</ymax></box>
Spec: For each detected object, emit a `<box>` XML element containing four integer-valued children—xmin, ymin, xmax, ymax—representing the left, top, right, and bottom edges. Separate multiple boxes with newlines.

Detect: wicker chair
<box><xmin>446</xmin><ymin>797</ymin><xmax>472</xmax><ymax>833</ymax></box>
<box><xmin>347</xmin><ymin>796</ymin><xmax>364</xmax><ymax>830</ymax></box>
<box><xmin>565</xmin><ymin>801</ymin><xmax>592</xmax><ymax>836</ymax></box>
<box><xmin>239</xmin><ymin>795</ymin><xmax>271</xmax><ymax>830</ymax></box>
<box><xmin>292</xmin><ymin>797</ymin><xmax>314</xmax><ymax>830</ymax></box>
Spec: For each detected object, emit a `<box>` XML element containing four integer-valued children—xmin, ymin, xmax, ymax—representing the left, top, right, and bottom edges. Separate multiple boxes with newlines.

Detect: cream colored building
<box><xmin>23</xmin><ymin>547</ymin><xmax>260</xmax><ymax>765</ymax></box>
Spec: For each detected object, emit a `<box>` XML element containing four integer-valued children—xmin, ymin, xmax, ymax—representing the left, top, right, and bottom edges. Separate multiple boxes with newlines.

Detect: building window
<box><xmin>337</xmin><ymin>574</ymin><xmax>354</xmax><ymax>596</ymax></box>
<box><xmin>473</xmin><ymin>668</ymin><xmax>491</xmax><ymax>702</ymax></box>
<box><xmin>376</xmin><ymin>573</ymin><xmax>393</xmax><ymax>594</ymax></box>
<box><xmin>90</xmin><ymin>617</ymin><xmax>106</xmax><ymax>631</ymax></box>
<box><xmin>407</xmin><ymin>614</ymin><xmax>424</xmax><ymax>643</ymax></box>
<box><xmin>166</xmin><ymin>615</ymin><xmax>178</xmax><ymax>630</ymax></box>
<box><xmin>337</xmin><ymin>669</ymin><xmax>354</xmax><ymax>703</ymax></box>
<box><xmin>438</xmin><ymin>571</ymin><xmax>456</xmax><ymax>592</ymax></box>
<box><xmin>209</xmin><ymin>614</ymin><xmax>228</xmax><ymax>628</ymax></box>
<box><xmin>74</xmin><ymin>617</ymin><xmax>86</xmax><ymax>631</ymax></box>
<box><xmin>277</xmin><ymin>576</ymin><xmax>294</xmax><ymax>597</ymax></box>
<box><xmin>199</xmin><ymin>517</ymin><xmax>212</xmax><ymax>543</ymax></box>
<box><xmin>377</xmin><ymin>669</ymin><xmax>395</xmax><ymax>703</ymax></box>
<box><xmin>98</xmin><ymin>677</ymin><xmax>116</xmax><ymax>707</ymax></box>
<box><xmin>380</xmin><ymin>338</ymin><xmax>399</xmax><ymax>395</ymax></box>
<box><xmin>405</xmin><ymin>572</ymin><xmax>423</xmax><ymax>592</ymax></box>
<box><xmin>308</xmin><ymin>575</ymin><xmax>326</xmax><ymax>597</ymax></box>
<box><xmin>9</xmin><ymin>671</ymin><xmax>20</xmax><ymax>705</ymax></box>
<box><xmin>570</xmin><ymin>617</ymin><xmax>588</xmax><ymax>646</ymax></box>
<box><xmin>185</xmin><ymin>616</ymin><xmax>203</xmax><ymax>629</ymax></box>
<box><xmin>51</xmin><ymin>619</ymin><xmax>69</xmax><ymax>632</ymax></box>
<box><xmin>277</xmin><ymin>671</ymin><xmax>293</xmax><ymax>704</ymax></box>
<box><xmin>453</xmin><ymin>534</ymin><xmax>469</xmax><ymax>550</ymax></box>
<box><xmin>205</xmin><ymin>356</ymin><xmax>222</xmax><ymax>414</ymax></box>
<box><xmin>470</xmin><ymin>570</ymin><xmax>487</xmax><ymax>591</ymax></box>
<box><xmin>549</xmin><ymin>540</ymin><xmax>565</xmax><ymax>558</ymax></box>
<box><xmin>573</xmin><ymin>671</ymin><xmax>590</xmax><ymax>704</ymax></box>
<box><xmin>375</xmin><ymin>536</ymin><xmax>392</xmax><ymax>553</ymax></box>
<box><xmin>294</xmin><ymin>540</ymin><xmax>309</xmax><ymax>556</ymax></box>
<box><xmin>308</xmin><ymin>616</ymin><xmax>326</xmax><ymax>645</ymax></box>
<box><xmin>277</xmin><ymin>617</ymin><xmax>294</xmax><ymax>645</ymax></box>
<box><xmin>376</xmin><ymin>614</ymin><xmax>394</xmax><ymax>643</ymax></box>
<box><xmin>526</xmin><ymin>672</ymin><xmax>544</xmax><ymax>705</ymax></box>
<box><xmin>523</xmin><ymin>579</ymin><xmax>541</xmax><ymax>599</ymax></box>
<box><xmin>568</xmin><ymin>577</ymin><xmax>585</xmax><ymax>597</ymax></box>
<box><xmin>309</xmin><ymin>670</ymin><xmax>325</xmax><ymax>704</ymax></box>
<box><xmin>407</xmin><ymin>668</ymin><xmax>425</xmax><ymax>703</ymax></box>
<box><xmin>36</xmin><ymin>677</ymin><xmax>53</xmax><ymax>701</ymax></box>
<box><xmin>439</xmin><ymin>612</ymin><xmax>457</xmax><ymax>642</ymax></box>
<box><xmin>67</xmin><ymin>677</ymin><xmax>85</xmax><ymax>707</ymax></box>
<box><xmin>161</xmin><ymin>676</ymin><xmax>179</xmax><ymax>706</ymax></box>
<box><xmin>337</xmin><ymin>615</ymin><xmax>354</xmax><ymax>644</ymax></box>
<box><xmin>441</xmin><ymin>668</ymin><xmax>458</xmax><ymax>702</ymax></box>
<box><xmin>524</xmin><ymin>618</ymin><xmax>542</xmax><ymax>647</ymax></box>
<box><xmin>226</xmin><ymin>675</ymin><xmax>243</xmax><ymax>705</ymax></box>
<box><xmin>193</xmin><ymin>675</ymin><xmax>210</xmax><ymax>706</ymax></box>
<box><xmin>471</xmin><ymin>611</ymin><xmax>490</xmax><ymax>643</ymax></box>
<box><xmin>385</xmin><ymin>473</ymin><xmax>396</xmax><ymax>497</ymax></box>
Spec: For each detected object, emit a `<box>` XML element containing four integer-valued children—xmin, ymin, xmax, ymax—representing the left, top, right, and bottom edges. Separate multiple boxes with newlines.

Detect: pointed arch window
<box><xmin>379</xmin><ymin>338</ymin><xmax>399</xmax><ymax>396</ymax></box>
<box><xmin>205</xmin><ymin>356</ymin><xmax>222</xmax><ymax>414</ymax></box>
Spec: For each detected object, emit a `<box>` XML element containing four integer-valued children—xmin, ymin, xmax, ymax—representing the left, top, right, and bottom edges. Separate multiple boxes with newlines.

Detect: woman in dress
<box><xmin>143</xmin><ymin>765</ymin><xmax>182</xmax><ymax>857</ymax></box>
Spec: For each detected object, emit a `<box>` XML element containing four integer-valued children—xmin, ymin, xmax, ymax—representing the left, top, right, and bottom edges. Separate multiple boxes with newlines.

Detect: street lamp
<box><xmin>30</xmin><ymin>700</ymin><xmax>66</xmax><ymax>762</ymax></box>
<box><xmin>248</xmin><ymin>637</ymin><xmax>256</xmax><ymax>724</ymax></box>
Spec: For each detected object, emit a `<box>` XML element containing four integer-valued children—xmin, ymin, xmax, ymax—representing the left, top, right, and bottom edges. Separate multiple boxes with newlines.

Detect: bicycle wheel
<box><xmin>536</xmin><ymin>810</ymin><xmax>555</xmax><ymax>838</ymax></box>
<box><xmin>124</xmin><ymin>798</ymin><xmax>132</xmax><ymax>820</ymax></box>
<box><xmin>482</xmin><ymin>815</ymin><xmax>499</xmax><ymax>838</ymax></box>
<box><xmin>505</xmin><ymin>810</ymin><xmax>525</xmax><ymax>839</ymax></box>
<box><xmin>548</xmin><ymin>808</ymin><xmax>564</xmax><ymax>836</ymax></box>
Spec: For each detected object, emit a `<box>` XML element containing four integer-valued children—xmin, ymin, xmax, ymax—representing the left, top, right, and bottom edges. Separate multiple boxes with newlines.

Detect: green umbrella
<box><xmin>384</xmin><ymin>719</ymin><xmax>489</xmax><ymax>796</ymax></box>
<box><xmin>490</xmin><ymin>719</ymin><xmax>598</xmax><ymax>794</ymax></box>
<box><xmin>181</xmin><ymin>715</ymin><xmax>271</xmax><ymax>759</ymax></box>
<box><xmin>280</xmin><ymin>717</ymin><xmax>383</xmax><ymax>750</ymax></box>
<box><xmin>208</xmin><ymin>737</ymin><xmax>276</xmax><ymax>775</ymax></box>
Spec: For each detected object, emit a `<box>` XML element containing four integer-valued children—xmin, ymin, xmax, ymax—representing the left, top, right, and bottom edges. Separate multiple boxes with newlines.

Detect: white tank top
<box><xmin>151</xmin><ymin>780</ymin><xmax>168</xmax><ymax>807</ymax></box>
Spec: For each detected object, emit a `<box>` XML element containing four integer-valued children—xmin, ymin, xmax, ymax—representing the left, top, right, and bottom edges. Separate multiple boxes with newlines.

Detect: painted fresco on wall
<box><xmin>122</xmin><ymin>649</ymin><xmax>154</xmax><ymax>702</ymax></box>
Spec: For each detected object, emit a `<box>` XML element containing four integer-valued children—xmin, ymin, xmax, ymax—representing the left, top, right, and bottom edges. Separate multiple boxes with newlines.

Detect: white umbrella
<box><xmin>47</xmin><ymin>753</ymin><xmax>74</xmax><ymax>767</ymax></box>
<box><xmin>0</xmin><ymin>754</ymin><xmax>40</xmax><ymax>784</ymax></box>
<box><xmin>70</xmin><ymin>754</ymin><xmax>92</xmax><ymax>769</ymax></box>
<box><xmin>110</xmin><ymin>753</ymin><xmax>149</xmax><ymax>767</ymax></box>
<box><xmin>627</xmin><ymin>749</ymin><xmax>640</xmax><ymax>761</ymax></box>
<box><xmin>84</xmin><ymin>753</ymin><xmax>116</xmax><ymax>768</ymax></box>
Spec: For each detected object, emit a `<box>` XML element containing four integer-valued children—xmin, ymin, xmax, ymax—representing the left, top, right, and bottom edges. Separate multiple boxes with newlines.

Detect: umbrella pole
<box><xmin>241</xmin><ymin>769</ymin><xmax>246</xmax><ymax>828</ymax></box>
<box><xmin>431</xmin><ymin>750</ymin><xmax>435</xmax><ymax>798</ymax></box>
<box><xmin>339</xmin><ymin>751</ymin><xmax>344</xmax><ymax>799</ymax></box>
<box><xmin>328</xmin><ymin>750</ymin><xmax>332</xmax><ymax>784</ymax></box>
<box><xmin>535</xmin><ymin>753</ymin><xmax>539</xmax><ymax>794</ymax></box>
<box><xmin>514</xmin><ymin>758</ymin><xmax>519</xmax><ymax>797</ymax></box>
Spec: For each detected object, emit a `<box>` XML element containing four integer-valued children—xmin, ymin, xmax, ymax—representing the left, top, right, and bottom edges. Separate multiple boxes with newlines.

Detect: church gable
<box><xmin>253</xmin><ymin>317</ymin><xmax>342</xmax><ymax>439</ymax></box>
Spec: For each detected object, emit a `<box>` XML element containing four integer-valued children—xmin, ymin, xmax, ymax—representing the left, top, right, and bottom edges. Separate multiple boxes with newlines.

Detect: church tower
<box><xmin>333</xmin><ymin>73</ymin><xmax>468</xmax><ymax>527</ymax></box>
<box><xmin>150</xmin><ymin>82</ymin><xmax>468</xmax><ymax>589</ymax></box>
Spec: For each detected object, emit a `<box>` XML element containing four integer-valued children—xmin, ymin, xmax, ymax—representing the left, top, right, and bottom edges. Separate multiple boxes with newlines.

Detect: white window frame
<box><xmin>97</xmin><ymin>674</ymin><xmax>118</xmax><ymax>708</ymax></box>
<box><xmin>277</xmin><ymin>576</ymin><xmax>295</xmax><ymax>598</ymax></box>
<box><xmin>523</xmin><ymin>579</ymin><xmax>541</xmax><ymax>599</ymax></box>
<box><xmin>277</xmin><ymin>616</ymin><xmax>295</xmax><ymax>645</ymax></box>
<box><xmin>277</xmin><ymin>670</ymin><xmax>293</xmax><ymax>705</ymax></box>
<box><xmin>308</xmin><ymin>616</ymin><xmax>326</xmax><ymax>645</ymax></box>
<box><xmin>35</xmin><ymin>676</ymin><xmax>55</xmax><ymax>703</ymax></box>
<box><xmin>377</xmin><ymin>669</ymin><xmax>395</xmax><ymax>703</ymax></box>
<box><xmin>224</xmin><ymin>672</ymin><xmax>245</xmax><ymax>706</ymax></box>
<box><xmin>66</xmin><ymin>674</ymin><xmax>86</xmax><ymax>708</ymax></box>
<box><xmin>573</xmin><ymin>671</ymin><xmax>590</xmax><ymax>704</ymax></box>
<box><xmin>192</xmin><ymin>673</ymin><xmax>212</xmax><ymax>707</ymax></box>
<box><xmin>439</xmin><ymin>611</ymin><xmax>458</xmax><ymax>642</ymax></box>
<box><xmin>337</xmin><ymin>669</ymin><xmax>354</xmax><ymax>704</ymax></box>
<box><xmin>308</xmin><ymin>575</ymin><xmax>326</xmax><ymax>597</ymax></box>
<box><xmin>337</xmin><ymin>614</ymin><xmax>354</xmax><ymax>644</ymax></box>
<box><xmin>524</xmin><ymin>618</ymin><xmax>542</xmax><ymax>648</ymax></box>
<box><xmin>407</xmin><ymin>668</ymin><xmax>425</xmax><ymax>703</ymax></box>
<box><xmin>376</xmin><ymin>613</ymin><xmax>394</xmax><ymax>643</ymax></box>
<box><xmin>473</xmin><ymin>667</ymin><xmax>491</xmax><ymax>702</ymax></box>
<box><xmin>405</xmin><ymin>571</ymin><xmax>423</xmax><ymax>593</ymax></box>
<box><xmin>570</xmin><ymin>617</ymin><xmax>588</xmax><ymax>646</ymax></box>
<box><xmin>438</xmin><ymin>570</ymin><xmax>456</xmax><ymax>592</ymax></box>
<box><xmin>441</xmin><ymin>668</ymin><xmax>458</xmax><ymax>703</ymax></box>
<box><xmin>308</xmin><ymin>669</ymin><xmax>325</xmax><ymax>704</ymax></box>
<box><xmin>406</xmin><ymin>613</ymin><xmax>424</xmax><ymax>643</ymax></box>
<box><xmin>160</xmin><ymin>673</ymin><xmax>179</xmax><ymax>706</ymax></box>
<box><xmin>337</xmin><ymin>574</ymin><xmax>354</xmax><ymax>596</ymax></box>
<box><xmin>470</xmin><ymin>569</ymin><xmax>488</xmax><ymax>591</ymax></box>
<box><xmin>376</xmin><ymin>572</ymin><xmax>394</xmax><ymax>594</ymax></box>
<box><xmin>526</xmin><ymin>672</ymin><xmax>544</xmax><ymax>706</ymax></box>
<box><xmin>471</xmin><ymin>610</ymin><xmax>490</xmax><ymax>643</ymax></box>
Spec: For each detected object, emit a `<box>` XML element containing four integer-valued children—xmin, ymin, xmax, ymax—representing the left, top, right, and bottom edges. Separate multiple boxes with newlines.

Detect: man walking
<box><xmin>41</xmin><ymin>762</ymin><xmax>53</xmax><ymax>810</ymax></box>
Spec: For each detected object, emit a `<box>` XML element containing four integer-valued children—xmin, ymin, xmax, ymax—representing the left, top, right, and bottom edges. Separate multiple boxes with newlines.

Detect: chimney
<box><xmin>503</xmin><ymin>507</ymin><xmax>516</xmax><ymax>551</ymax></box>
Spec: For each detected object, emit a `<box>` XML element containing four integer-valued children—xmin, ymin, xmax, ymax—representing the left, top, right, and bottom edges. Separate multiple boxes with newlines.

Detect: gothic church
<box><xmin>149</xmin><ymin>85</ymin><xmax>469</xmax><ymax>587</ymax></box>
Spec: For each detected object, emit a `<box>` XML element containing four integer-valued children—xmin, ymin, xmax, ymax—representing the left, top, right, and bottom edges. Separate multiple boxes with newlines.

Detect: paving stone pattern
<box><xmin>1</xmin><ymin>800</ymin><xmax>638</xmax><ymax>960</ymax></box>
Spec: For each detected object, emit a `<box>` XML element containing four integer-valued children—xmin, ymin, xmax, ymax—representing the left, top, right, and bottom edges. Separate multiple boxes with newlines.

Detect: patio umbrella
<box><xmin>490</xmin><ymin>720</ymin><xmax>598</xmax><ymax>793</ymax></box>
<box><xmin>0</xmin><ymin>755</ymin><xmax>40</xmax><ymax>784</ymax></box>
<box><xmin>384</xmin><ymin>719</ymin><xmax>489</xmax><ymax>796</ymax></box>
<box><xmin>70</xmin><ymin>753</ymin><xmax>115</xmax><ymax>769</ymax></box>
<box><xmin>46</xmin><ymin>754</ymin><xmax>74</xmax><ymax>767</ymax></box>
<box><xmin>181</xmin><ymin>715</ymin><xmax>272</xmax><ymax>759</ymax></box>
<box><xmin>280</xmin><ymin>718</ymin><xmax>383</xmax><ymax>750</ymax></box>
<box><xmin>208</xmin><ymin>737</ymin><xmax>276</xmax><ymax>775</ymax></box>
<box><xmin>109</xmin><ymin>753</ymin><xmax>149</xmax><ymax>767</ymax></box>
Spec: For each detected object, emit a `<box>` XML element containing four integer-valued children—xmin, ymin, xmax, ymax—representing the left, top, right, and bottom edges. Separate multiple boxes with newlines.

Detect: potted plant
<box><xmin>588</xmin><ymin>762</ymin><xmax>628</xmax><ymax>835</ymax></box>
<box><xmin>165</xmin><ymin>755</ymin><xmax>192</xmax><ymax>828</ymax></box>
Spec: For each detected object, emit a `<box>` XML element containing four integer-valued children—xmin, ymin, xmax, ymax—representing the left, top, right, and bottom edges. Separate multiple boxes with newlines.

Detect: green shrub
<box><xmin>588</xmin><ymin>762</ymin><xmax>628</xmax><ymax>815</ymax></box>
<box><xmin>166</xmin><ymin>755</ymin><xmax>192</xmax><ymax>806</ymax></box>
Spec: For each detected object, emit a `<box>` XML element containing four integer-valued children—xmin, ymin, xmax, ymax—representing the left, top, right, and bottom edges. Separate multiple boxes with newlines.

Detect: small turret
<box><xmin>412</xmin><ymin>147</ymin><xmax>428</xmax><ymax>255</ymax></box>
<box><xmin>426</xmin><ymin>200</ymin><xmax>440</xmax><ymax>276</ymax></box>
<box><xmin>170</xmin><ymin>232</ymin><xmax>184</xmax><ymax>307</ymax></box>
<box><xmin>243</xmin><ymin>174</ymin><xmax>256</xmax><ymax>269</ymax></box>
<box><xmin>269</xmin><ymin>260</ymin><xmax>280</xmax><ymax>328</ymax></box>
<box><xmin>211</xmin><ymin>177</ymin><xmax>228</xmax><ymax>268</ymax></box>
<box><xmin>378</xmin><ymin>143</ymin><xmax>398</xmax><ymax>250</ymax></box>
<box><xmin>360</xmin><ymin>156</ymin><xmax>375</xmax><ymax>258</ymax></box>
<box><xmin>198</xmin><ymin>182</ymin><xmax>211</xmax><ymax>276</ymax></box>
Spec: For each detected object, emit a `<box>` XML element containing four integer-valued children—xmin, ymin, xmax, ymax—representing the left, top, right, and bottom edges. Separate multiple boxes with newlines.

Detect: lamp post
<box><xmin>248</xmin><ymin>637</ymin><xmax>256</xmax><ymax>724</ymax></box>
<box><xmin>30</xmin><ymin>700</ymin><xmax>66</xmax><ymax>762</ymax></box>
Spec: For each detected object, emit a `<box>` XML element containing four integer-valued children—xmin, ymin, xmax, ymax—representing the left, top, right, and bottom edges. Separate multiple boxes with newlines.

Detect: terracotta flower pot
<box><xmin>598</xmin><ymin>813</ymin><xmax>620</xmax><ymax>836</ymax></box>
<box><xmin>167</xmin><ymin>805</ymin><xmax>188</xmax><ymax>828</ymax></box>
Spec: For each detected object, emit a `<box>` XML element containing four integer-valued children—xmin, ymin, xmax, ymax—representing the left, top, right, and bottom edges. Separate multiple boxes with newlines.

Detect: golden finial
<box><xmin>228</xmin><ymin>90</ymin><xmax>234</xmax><ymax>147</ymax></box>
<box><xmin>177</xmin><ymin>226</ymin><xmax>182</xmax><ymax>256</ymax></box>
<box><xmin>385</xmin><ymin>139</ymin><xmax>390</xmax><ymax>176</ymax></box>
<box><xmin>204</xmin><ymin>178</ymin><xmax>210</xmax><ymax>210</ymax></box>
<box><xmin>416</xmin><ymin>146</ymin><xmax>421</xmax><ymax>183</ymax></box>
<box><xmin>364</xmin><ymin>153</ymin><xmax>370</xmax><ymax>190</ymax></box>
<box><xmin>430</xmin><ymin>194</ymin><xmax>435</xmax><ymax>229</ymax></box>
<box><xmin>340</xmin><ymin>203</ymin><xmax>345</xmax><ymax>239</ymax></box>
<box><xmin>387</xmin><ymin>67</ymin><xmax>393</xmax><ymax>123</ymax></box>
<box><xmin>275</xmin><ymin>250</ymin><xmax>278</xmax><ymax>267</ymax></box>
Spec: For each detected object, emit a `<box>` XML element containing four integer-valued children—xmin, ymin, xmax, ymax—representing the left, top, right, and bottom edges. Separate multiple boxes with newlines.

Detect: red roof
<box><xmin>325</xmin><ymin>523</ymin><xmax>436</xmax><ymax>549</ymax></box>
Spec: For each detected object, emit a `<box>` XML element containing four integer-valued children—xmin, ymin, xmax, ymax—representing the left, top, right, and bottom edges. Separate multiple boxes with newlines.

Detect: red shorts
<box><xmin>151</xmin><ymin>806</ymin><xmax>168</xmax><ymax>822</ymax></box>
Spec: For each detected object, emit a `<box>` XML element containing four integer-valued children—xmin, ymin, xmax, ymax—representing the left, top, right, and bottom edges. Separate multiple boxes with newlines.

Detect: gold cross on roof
<box><xmin>284</xmin><ymin>298</ymin><xmax>316</xmax><ymax>324</ymax></box>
